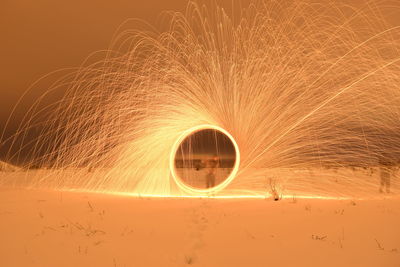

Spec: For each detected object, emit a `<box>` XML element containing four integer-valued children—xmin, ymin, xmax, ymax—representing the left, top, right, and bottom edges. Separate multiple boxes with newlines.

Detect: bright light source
<box><xmin>170</xmin><ymin>125</ymin><xmax>240</xmax><ymax>195</ymax></box>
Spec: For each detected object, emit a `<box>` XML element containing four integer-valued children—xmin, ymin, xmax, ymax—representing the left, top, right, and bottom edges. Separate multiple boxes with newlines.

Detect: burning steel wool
<box><xmin>171</xmin><ymin>125</ymin><xmax>240</xmax><ymax>194</ymax></box>
<box><xmin>2</xmin><ymin>0</ymin><xmax>400</xmax><ymax>198</ymax></box>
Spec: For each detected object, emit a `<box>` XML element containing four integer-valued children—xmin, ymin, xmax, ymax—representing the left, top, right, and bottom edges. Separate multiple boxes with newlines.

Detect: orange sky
<box><xmin>1</xmin><ymin>0</ymin><xmax>399</xmax><ymax>123</ymax></box>
<box><xmin>0</xmin><ymin>0</ymin><xmax>180</xmax><ymax>122</ymax></box>
<box><xmin>0</xmin><ymin>0</ymin><xmax>399</xmax><ymax>160</ymax></box>
<box><xmin>0</xmin><ymin>0</ymin><xmax>256</xmax><ymax>131</ymax></box>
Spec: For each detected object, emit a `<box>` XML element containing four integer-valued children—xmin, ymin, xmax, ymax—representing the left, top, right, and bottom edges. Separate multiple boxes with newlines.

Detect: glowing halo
<box><xmin>169</xmin><ymin>125</ymin><xmax>240</xmax><ymax>195</ymax></box>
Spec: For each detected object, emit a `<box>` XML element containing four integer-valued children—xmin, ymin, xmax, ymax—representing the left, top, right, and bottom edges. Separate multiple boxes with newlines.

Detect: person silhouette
<box><xmin>206</xmin><ymin>154</ymin><xmax>219</xmax><ymax>188</ymax></box>
<box><xmin>379</xmin><ymin>158</ymin><xmax>396</xmax><ymax>193</ymax></box>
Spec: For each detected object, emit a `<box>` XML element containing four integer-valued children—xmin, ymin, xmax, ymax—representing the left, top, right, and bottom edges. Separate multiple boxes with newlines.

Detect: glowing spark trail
<box><xmin>170</xmin><ymin>124</ymin><xmax>240</xmax><ymax>194</ymax></box>
<box><xmin>2</xmin><ymin>0</ymin><xmax>400</xmax><ymax>199</ymax></box>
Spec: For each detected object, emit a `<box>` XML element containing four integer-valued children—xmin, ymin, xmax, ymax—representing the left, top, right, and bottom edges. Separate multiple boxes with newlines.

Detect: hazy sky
<box><xmin>0</xmin><ymin>0</ymin><xmax>181</xmax><ymax>124</ymax></box>
<box><xmin>1</xmin><ymin>0</ymin><xmax>399</xmax><ymax>162</ymax></box>
<box><xmin>0</xmin><ymin>0</ymin><xmax>255</xmax><ymax>135</ymax></box>
<box><xmin>1</xmin><ymin>0</ymin><xmax>398</xmax><ymax>125</ymax></box>
<box><xmin>0</xmin><ymin>0</ymin><xmax>249</xmax><ymax>161</ymax></box>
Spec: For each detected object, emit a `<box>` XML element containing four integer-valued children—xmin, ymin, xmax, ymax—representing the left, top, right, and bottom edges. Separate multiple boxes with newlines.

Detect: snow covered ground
<box><xmin>1</xmin><ymin>183</ymin><xmax>399</xmax><ymax>266</ymax></box>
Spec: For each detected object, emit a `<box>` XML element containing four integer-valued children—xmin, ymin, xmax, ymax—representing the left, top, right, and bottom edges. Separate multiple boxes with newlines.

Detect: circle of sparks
<box><xmin>169</xmin><ymin>125</ymin><xmax>240</xmax><ymax>195</ymax></box>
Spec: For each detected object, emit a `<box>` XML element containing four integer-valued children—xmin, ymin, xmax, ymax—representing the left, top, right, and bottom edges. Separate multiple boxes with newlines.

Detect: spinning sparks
<box><xmin>2</xmin><ymin>0</ymin><xmax>400</xmax><ymax>198</ymax></box>
<box><xmin>170</xmin><ymin>124</ymin><xmax>240</xmax><ymax>194</ymax></box>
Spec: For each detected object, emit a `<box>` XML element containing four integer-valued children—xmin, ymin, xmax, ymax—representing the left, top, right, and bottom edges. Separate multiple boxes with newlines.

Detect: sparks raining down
<box><xmin>2</xmin><ymin>0</ymin><xmax>400</xmax><ymax>198</ymax></box>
